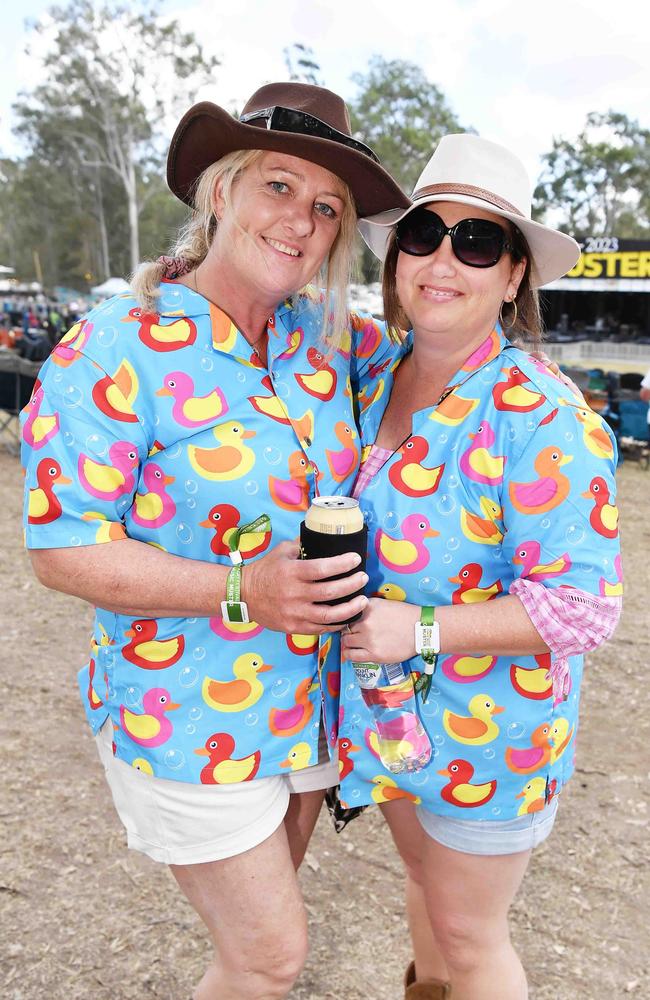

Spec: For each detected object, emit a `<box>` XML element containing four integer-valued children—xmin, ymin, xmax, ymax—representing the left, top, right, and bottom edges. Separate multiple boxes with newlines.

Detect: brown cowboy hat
<box><xmin>167</xmin><ymin>81</ymin><xmax>409</xmax><ymax>218</ymax></box>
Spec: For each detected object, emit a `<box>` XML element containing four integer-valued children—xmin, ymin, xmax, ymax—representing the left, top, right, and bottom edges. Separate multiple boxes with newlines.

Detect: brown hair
<box><xmin>381</xmin><ymin>220</ymin><xmax>542</xmax><ymax>346</ymax></box>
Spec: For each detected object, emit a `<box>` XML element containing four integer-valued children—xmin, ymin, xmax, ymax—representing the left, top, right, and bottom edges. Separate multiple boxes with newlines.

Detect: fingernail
<box><xmin>360</xmin><ymin>573</ymin><xmax>369</xmax><ymax>585</ymax></box>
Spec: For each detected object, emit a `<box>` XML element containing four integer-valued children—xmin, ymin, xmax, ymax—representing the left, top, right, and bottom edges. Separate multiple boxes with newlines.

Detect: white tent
<box><xmin>0</xmin><ymin>264</ymin><xmax>15</xmax><ymax>274</ymax></box>
<box><xmin>91</xmin><ymin>277</ymin><xmax>130</xmax><ymax>297</ymax></box>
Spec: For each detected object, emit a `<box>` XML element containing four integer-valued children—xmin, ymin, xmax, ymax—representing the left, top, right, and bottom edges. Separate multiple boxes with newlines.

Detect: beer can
<box><xmin>304</xmin><ymin>496</ymin><xmax>364</xmax><ymax>536</ymax></box>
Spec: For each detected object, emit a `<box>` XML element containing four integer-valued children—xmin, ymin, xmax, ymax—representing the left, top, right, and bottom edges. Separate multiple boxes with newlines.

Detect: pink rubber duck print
<box><xmin>120</xmin><ymin>687</ymin><xmax>180</xmax><ymax>748</ymax></box>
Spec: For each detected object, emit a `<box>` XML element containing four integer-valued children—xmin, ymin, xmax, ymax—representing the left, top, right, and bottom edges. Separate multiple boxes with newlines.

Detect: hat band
<box><xmin>413</xmin><ymin>183</ymin><xmax>525</xmax><ymax>218</ymax></box>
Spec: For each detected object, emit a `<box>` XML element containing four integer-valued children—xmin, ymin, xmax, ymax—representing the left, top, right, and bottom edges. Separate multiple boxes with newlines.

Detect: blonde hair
<box><xmin>381</xmin><ymin>223</ymin><xmax>542</xmax><ymax>346</ymax></box>
<box><xmin>131</xmin><ymin>149</ymin><xmax>358</xmax><ymax>348</ymax></box>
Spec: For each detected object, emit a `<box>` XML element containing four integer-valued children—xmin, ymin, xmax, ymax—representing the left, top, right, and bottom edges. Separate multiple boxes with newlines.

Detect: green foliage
<box><xmin>533</xmin><ymin>111</ymin><xmax>650</xmax><ymax>238</ymax></box>
<box><xmin>283</xmin><ymin>43</ymin><xmax>322</xmax><ymax>85</ymax></box>
<box><xmin>3</xmin><ymin>0</ymin><xmax>217</xmax><ymax>288</ymax></box>
<box><xmin>348</xmin><ymin>56</ymin><xmax>468</xmax><ymax>280</ymax></box>
<box><xmin>349</xmin><ymin>56</ymin><xmax>468</xmax><ymax>194</ymax></box>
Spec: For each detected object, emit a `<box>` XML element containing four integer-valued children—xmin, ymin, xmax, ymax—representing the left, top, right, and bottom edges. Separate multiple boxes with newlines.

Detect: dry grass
<box><xmin>1</xmin><ymin>450</ymin><xmax>648</xmax><ymax>999</ymax></box>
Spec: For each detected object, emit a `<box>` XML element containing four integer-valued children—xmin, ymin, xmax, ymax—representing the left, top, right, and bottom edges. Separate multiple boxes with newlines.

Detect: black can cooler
<box><xmin>300</xmin><ymin>496</ymin><xmax>368</xmax><ymax>625</ymax></box>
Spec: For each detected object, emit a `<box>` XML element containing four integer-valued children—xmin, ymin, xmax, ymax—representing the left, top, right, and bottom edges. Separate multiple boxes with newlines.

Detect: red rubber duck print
<box><xmin>581</xmin><ymin>476</ymin><xmax>618</xmax><ymax>538</ymax></box>
<box><xmin>195</xmin><ymin>732</ymin><xmax>261</xmax><ymax>784</ymax></box>
<box><xmin>27</xmin><ymin>458</ymin><xmax>72</xmax><ymax>525</ymax></box>
<box><xmin>438</xmin><ymin>758</ymin><xmax>497</xmax><ymax>808</ymax></box>
<box><xmin>388</xmin><ymin>436</ymin><xmax>445</xmax><ymax>498</ymax></box>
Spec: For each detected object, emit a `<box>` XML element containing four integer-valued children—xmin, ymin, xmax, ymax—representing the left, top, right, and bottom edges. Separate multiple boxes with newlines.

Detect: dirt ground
<box><xmin>1</xmin><ymin>447</ymin><xmax>649</xmax><ymax>1000</ymax></box>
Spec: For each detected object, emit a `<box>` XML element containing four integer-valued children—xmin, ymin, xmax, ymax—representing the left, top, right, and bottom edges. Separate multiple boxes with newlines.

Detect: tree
<box><xmin>13</xmin><ymin>0</ymin><xmax>218</xmax><ymax>277</ymax></box>
<box><xmin>534</xmin><ymin>111</ymin><xmax>650</xmax><ymax>238</ymax></box>
<box><xmin>283</xmin><ymin>43</ymin><xmax>322</xmax><ymax>85</ymax></box>
<box><xmin>348</xmin><ymin>56</ymin><xmax>467</xmax><ymax>279</ymax></box>
<box><xmin>348</xmin><ymin>56</ymin><xmax>467</xmax><ymax>195</ymax></box>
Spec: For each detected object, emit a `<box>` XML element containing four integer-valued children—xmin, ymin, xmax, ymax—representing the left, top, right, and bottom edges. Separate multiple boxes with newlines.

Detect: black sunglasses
<box><xmin>396</xmin><ymin>206</ymin><xmax>515</xmax><ymax>268</ymax></box>
<box><xmin>239</xmin><ymin>105</ymin><xmax>380</xmax><ymax>164</ymax></box>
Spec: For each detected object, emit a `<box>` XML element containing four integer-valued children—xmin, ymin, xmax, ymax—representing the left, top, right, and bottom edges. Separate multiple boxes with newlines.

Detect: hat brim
<box><xmin>358</xmin><ymin>194</ymin><xmax>581</xmax><ymax>287</ymax></box>
<box><xmin>167</xmin><ymin>102</ymin><xmax>410</xmax><ymax>219</ymax></box>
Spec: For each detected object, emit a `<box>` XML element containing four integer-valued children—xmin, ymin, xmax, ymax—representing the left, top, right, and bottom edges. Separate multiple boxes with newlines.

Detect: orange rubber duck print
<box><xmin>460</xmin><ymin>496</ymin><xmax>504</xmax><ymax>546</ymax></box>
<box><xmin>356</xmin><ymin>378</ymin><xmax>386</xmax><ymax>414</ymax></box>
<box><xmin>51</xmin><ymin>319</ymin><xmax>93</xmax><ymax>367</ymax></box>
<box><xmin>428</xmin><ymin>391</ymin><xmax>479</xmax><ymax>426</ymax></box>
<box><xmin>351</xmin><ymin>313</ymin><xmax>384</xmax><ymax>359</ymax></box>
<box><xmin>120</xmin><ymin>687</ymin><xmax>180</xmax><ymax>748</ymax></box>
<box><xmin>195</xmin><ymin>732</ymin><xmax>261</xmax><ymax>784</ymax></box>
<box><xmin>439</xmin><ymin>759</ymin><xmax>497</xmax><ymax>808</ymax></box>
<box><xmin>277</xmin><ymin>327</ymin><xmax>304</xmax><ymax>360</ymax></box>
<box><xmin>294</xmin><ymin>346</ymin><xmax>338</xmax><ymax>401</ymax></box>
<box><xmin>248</xmin><ymin>375</ymin><xmax>314</xmax><ymax>448</ymax></box>
<box><xmin>549</xmin><ymin>717</ymin><xmax>574</xmax><ymax>763</ymax></box>
<box><xmin>123</xmin><ymin>619</ymin><xmax>185</xmax><ymax>670</ymax></box>
<box><xmin>513</xmin><ymin>540</ymin><xmax>571</xmax><ymax>581</ymax></box>
<box><xmin>370</xmin><ymin>775</ymin><xmax>421</xmax><ymax>805</ymax></box>
<box><xmin>582</xmin><ymin>476</ymin><xmax>618</xmax><ymax>538</ymax></box>
<box><xmin>22</xmin><ymin>382</ymin><xmax>60</xmax><ymax>449</ymax></box>
<box><xmin>459</xmin><ymin>421</ymin><xmax>507</xmax><ymax>485</ymax></box>
<box><xmin>388</xmin><ymin>436</ymin><xmax>445</xmax><ymax>498</ymax></box>
<box><xmin>27</xmin><ymin>458</ymin><xmax>72</xmax><ymax>525</ymax></box>
<box><xmin>269</xmin><ymin>677</ymin><xmax>318</xmax><ymax>738</ymax></box>
<box><xmin>449</xmin><ymin>562</ymin><xmax>503</xmax><ymax>604</ymax></box>
<box><xmin>210</xmin><ymin>303</ymin><xmax>239</xmax><ymax>353</ymax></box>
<box><xmin>376</xmin><ymin>513</ymin><xmax>438</xmax><ymax>574</ymax></box>
<box><xmin>78</xmin><ymin>440</ymin><xmax>139</xmax><ymax>502</ymax></box>
<box><xmin>338</xmin><ymin>736</ymin><xmax>360</xmax><ymax>780</ymax></box>
<box><xmin>131</xmin><ymin>463</ymin><xmax>176</xmax><ymax>529</ymax></box>
<box><xmin>91</xmin><ymin>358</ymin><xmax>139</xmax><ymax>423</ymax></box>
<box><xmin>509</xmin><ymin>654</ymin><xmax>553</xmax><ymax>700</ymax></box>
<box><xmin>573</xmin><ymin>405</ymin><xmax>615</xmax><ymax>461</ymax></box>
<box><xmin>200</xmin><ymin>503</ymin><xmax>271</xmax><ymax>559</ymax></box>
<box><xmin>122</xmin><ymin>307</ymin><xmax>197</xmax><ymax>351</ymax></box>
<box><xmin>492</xmin><ymin>367</ymin><xmax>545</xmax><ymax>413</ymax></box>
<box><xmin>443</xmin><ymin>694</ymin><xmax>504</xmax><ymax>745</ymax></box>
<box><xmin>505</xmin><ymin>722</ymin><xmax>553</xmax><ymax>774</ymax></box>
<box><xmin>509</xmin><ymin>445</ymin><xmax>572</xmax><ymax>515</ymax></box>
<box><xmin>156</xmin><ymin>371</ymin><xmax>228</xmax><ymax>427</ymax></box>
<box><xmin>269</xmin><ymin>450</ymin><xmax>314</xmax><ymax>512</ymax></box>
<box><xmin>188</xmin><ymin>420</ymin><xmax>256</xmax><ymax>481</ymax></box>
<box><xmin>515</xmin><ymin>776</ymin><xmax>547</xmax><ymax>815</ymax></box>
<box><xmin>325</xmin><ymin>421</ymin><xmax>360</xmax><ymax>483</ymax></box>
<box><xmin>202</xmin><ymin>652</ymin><xmax>272</xmax><ymax>713</ymax></box>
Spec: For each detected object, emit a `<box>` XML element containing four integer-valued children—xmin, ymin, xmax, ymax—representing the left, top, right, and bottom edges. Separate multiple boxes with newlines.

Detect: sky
<box><xmin>1</xmin><ymin>0</ymin><xmax>649</xmax><ymax>186</ymax></box>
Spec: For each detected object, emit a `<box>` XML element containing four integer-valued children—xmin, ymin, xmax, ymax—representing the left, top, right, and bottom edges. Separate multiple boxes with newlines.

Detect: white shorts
<box><xmin>96</xmin><ymin>721</ymin><xmax>338</xmax><ymax>865</ymax></box>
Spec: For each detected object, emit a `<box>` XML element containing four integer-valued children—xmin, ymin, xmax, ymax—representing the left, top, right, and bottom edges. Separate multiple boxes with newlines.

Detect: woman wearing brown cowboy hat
<box><xmin>20</xmin><ymin>82</ymin><xmax>408</xmax><ymax>999</ymax></box>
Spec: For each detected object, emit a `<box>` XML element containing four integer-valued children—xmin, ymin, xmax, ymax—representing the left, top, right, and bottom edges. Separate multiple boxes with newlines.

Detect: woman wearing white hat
<box><xmin>341</xmin><ymin>134</ymin><xmax>622</xmax><ymax>999</ymax></box>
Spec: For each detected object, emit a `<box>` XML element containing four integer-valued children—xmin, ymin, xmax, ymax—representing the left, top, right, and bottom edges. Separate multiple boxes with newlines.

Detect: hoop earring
<box><xmin>499</xmin><ymin>297</ymin><xmax>518</xmax><ymax>331</ymax></box>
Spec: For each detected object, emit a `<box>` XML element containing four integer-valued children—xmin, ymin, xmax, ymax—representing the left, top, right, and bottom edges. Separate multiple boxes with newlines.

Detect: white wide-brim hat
<box><xmin>358</xmin><ymin>133</ymin><xmax>580</xmax><ymax>287</ymax></box>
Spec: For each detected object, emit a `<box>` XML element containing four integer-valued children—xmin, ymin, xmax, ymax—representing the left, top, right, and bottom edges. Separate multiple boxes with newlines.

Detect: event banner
<box><xmin>567</xmin><ymin>237</ymin><xmax>650</xmax><ymax>279</ymax></box>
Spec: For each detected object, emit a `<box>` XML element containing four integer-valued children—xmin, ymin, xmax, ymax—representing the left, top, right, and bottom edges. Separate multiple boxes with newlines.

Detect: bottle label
<box><xmin>352</xmin><ymin>662</ymin><xmax>406</xmax><ymax>689</ymax></box>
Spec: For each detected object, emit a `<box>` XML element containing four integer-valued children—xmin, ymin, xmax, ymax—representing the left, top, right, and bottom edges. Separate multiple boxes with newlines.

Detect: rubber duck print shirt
<box><xmin>337</xmin><ymin>327</ymin><xmax>622</xmax><ymax>821</ymax></box>
<box><xmin>20</xmin><ymin>283</ymin><xmax>396</xmax><ymax>783</ymax></box>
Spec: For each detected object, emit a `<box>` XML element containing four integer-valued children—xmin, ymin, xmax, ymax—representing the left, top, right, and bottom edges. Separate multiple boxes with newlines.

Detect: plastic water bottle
<box><xmin>352</xmin><ymin>661</ymin><xmax>432</xmax><ymax>774</ymax></box>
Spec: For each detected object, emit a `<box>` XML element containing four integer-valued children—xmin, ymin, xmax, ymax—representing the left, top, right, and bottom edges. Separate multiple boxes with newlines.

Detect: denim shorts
<box><xmin>416</xmin><ymin>795</ymin><xmax>559</xmax><ymax>856</ymax></box>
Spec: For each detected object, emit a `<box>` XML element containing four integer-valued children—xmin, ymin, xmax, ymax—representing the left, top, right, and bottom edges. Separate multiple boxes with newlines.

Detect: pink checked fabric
<box><xmin>352</xmin><ymin>444</ymin><xmax>393</xmax><ymax>499</ymax></box>
<box><xmin>510</xmin><ymin>578</ymin><xmax>622</xmax><ymax>700</ymax></box>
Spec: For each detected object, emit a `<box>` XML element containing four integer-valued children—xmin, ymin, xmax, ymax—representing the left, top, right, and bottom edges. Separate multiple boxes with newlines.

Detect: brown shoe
<box><xmin>404</xmin><ymin>960</ymin><xmax>452</xmax><ymax>1000</ymax></box>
